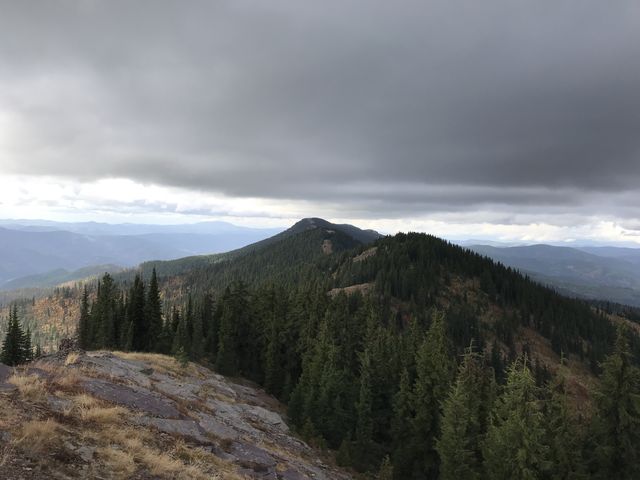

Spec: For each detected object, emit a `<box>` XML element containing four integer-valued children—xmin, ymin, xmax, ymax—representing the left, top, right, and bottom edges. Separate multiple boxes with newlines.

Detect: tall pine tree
<box><xmin>590</xmin><ymin>329</ymin><xmax>640</xmax><ymax>480</ymax></box>
<box><xmin>145</xmin><ymin>268</ymin><xmax>163</xmax><ymax>351</ymax></box>
<box><xmin>1</xmin><ymin>306</ymin><xmax>29</xmax><ymax>366</ymax></box>
<box><xmin>410</xmin><ymin>309</ymin><xmax>455</xmax><ymax>479</ymax></box>
<box><xmin>483</xmin><ymin>358</ymin><xmax>549</xmax><ymax>480</ymax></box>
<box><xmin>78</xmin><ymin>285</ymin><xmax>91</xmax><ymax>349</ymax></box>
<box><xmin>436</xmin><ymin>346</ymin><xmax>492</xmax><ymax>480</ymax></box>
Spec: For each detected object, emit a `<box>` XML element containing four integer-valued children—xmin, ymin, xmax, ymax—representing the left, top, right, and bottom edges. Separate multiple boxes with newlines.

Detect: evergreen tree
<box><xmin>590</xmin><ymin>329</ymin><xmax>640</xmax><ymax>480</ymax></box>
<box><xmin>94</xmin><ymin>273</ymin><xmax>118</xmax><ymax>348</ymax></box>
<box><xmin>201</xmin><ymin>293</ymin><xmax>217</xmax><ymax>361</ymax></box>
<box><xmin>190</xmin><ymin>299</ymin><xmax>205</xmax><ymax>360</ymax></box>
<box><xmin>483</xmin><ymin>359</ymin><xmax>549</xmax><ymax>480</ymax></box>
<box><xmin>1</xmin><ymin>306</ymin><xmax>28</xmax><ymax>366</ymax></box>
<box><xmin>78</xmin><ymin>285</ymin><xmax>91</xmax><ymax>349</ymax></box>
<box><xmin>23</xmin><ymin>327</ymin><xmax>33</xmax><ymax>362</ymax></box>
<box><xmin>377</xmin><ymin>455</ymin><xmax>394</xmax><ymax>480</ymax></box>
<box><xmin>410</xmin><ymin>309</ymin><xmax>455</xmax><ymax>478</ymax></box>
<box><xmin>543</xmin><ymin>362</ymin><xmax>586</xmax><ymax>480</ymax></box>
<box><xmin>436</xmin><ymin>347</ymin><xmax>490</xmax><ymax>480</ymax></box>
<box><xmin>128</xmin><ymin>274</ymin><xmax>146</xmax><ymax>351</ymax></box>
<box><xmin>145</xmin><ymin>267</ymin><xmax>163</xmax><ymax>351</ymax></box>
<box><xmin>353</xmin><ymin>349</ymin><xmax>374</xmax><ymax>470</ymax></box>
<box><xmin>156</xmin><ymin>318</ymin><xmax>174</xmax><ymax>355</ymax></box>
<box><xmin>391</xmin><ymin>368</ymin><xmax>414</xmax><ymax>479</ymax></box>
<box><xmin>172</xmin><ymin>308</ymin><xmax>191</xmax><ymax>357</ymax></box>
<box><xmin>216</xmin><ymin>283</ymin><xmax>251</xmax><ymax>376</ymax></box>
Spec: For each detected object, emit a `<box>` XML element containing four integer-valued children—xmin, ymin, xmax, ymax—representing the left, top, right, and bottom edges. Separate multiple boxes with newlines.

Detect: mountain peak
<box><xmin>288</xmin><ymin>218</ymin><xmax>382</xmax><ymax>244</ymax></box>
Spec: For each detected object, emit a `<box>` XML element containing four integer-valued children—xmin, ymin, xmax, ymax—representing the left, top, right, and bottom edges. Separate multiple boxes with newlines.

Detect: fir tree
<box><xmin>410</xmin><ymin>309</ymin><xmax>455</xmax><ymax>478</ymax></box>
<box><xmin>483</xmin><ymin>358</ymin><xmax>549</xmax><ymax>480</ymax></box>
<box><xmin>94</xmin><ymin>273</ymin><xmax>118</xmax><ymax>348</ymax></box>
<box><xmin>156</xmin><ymin>318</ymin><xmax>174</xmax><ymax>355</ymax></box>
<box><xmin>172</xmin><ymin>307</ymin><xmax>191</xmax><ymax>357</ymax></box>
<box><xmin>377</xmin><ymin>455</ymin><xmax>394</xmax><ymax>480</ymax></box>
<box><xmin>128</xmin><ymin>274</ymin><xmax>146</xmax><ymax>351</ymax></box>
<box><xmin>145</xmin><ymin>267</ymin><xmax>163</xmax><ymax>351</ymax></box>
<box><xmin>1</xmin><ymin>306</ymin><xmax>28</xmax><ymax>366</ymax></box>
<box><xmin>591</xmin><ymin>329</ymin><xmax>640</xmax><ymax>480</ymax></box>
<box><xmin>190</xmin><ymin>299</ymin><xmax>205</xmax><ymax>360</ymax></box>
<box><xmin>78</xmin><ymin>285</ymin><xmax>91</xmax><ymax>349</ymax></box>
<box><xmin>201</xmin><ymin>293</ymin><xmax>217</xmax><ymax>361</ymax></box>
<box><xmin>436</xmin><ymin>346</ymin><xmax>490</xmax><ymax>480</ymax></box>
<box><xmin>391</xmin><ymin>368</ymin><xmax>414</xmax><ymax>479</ymax></box>
<box><xmin>353</xmin><ymin>349</ymin><xmax>374</xmax><ymax>470</ymax></box>
<box><xmin>215</xmin><ymin>283</ymin><xmax>251</xmax><ymax>376</ymax></box>
<box><xmin>23</xmin><ymin>327</ymin><xmax>33</xmax><ymax>362</ymax></box>
<box><xmin>543</xmin><ymin>362</ymin><xmax>586</xmax><ymax>480</ymax></box>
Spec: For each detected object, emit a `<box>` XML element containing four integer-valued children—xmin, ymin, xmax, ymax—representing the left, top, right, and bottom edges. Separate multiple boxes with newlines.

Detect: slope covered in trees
<box><xmin>67</xmin><ymin>222</ymin><xmax>640</xmax><ymax>478</ymax></box>
<box><xmin>136</xmin><ymin>218</ymin><xmax>375</xmax><ymax>298</ymax></box>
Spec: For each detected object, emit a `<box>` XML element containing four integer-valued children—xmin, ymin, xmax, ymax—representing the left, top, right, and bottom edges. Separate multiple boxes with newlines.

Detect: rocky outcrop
<box><xmin>2</xmin><ymin>352</ymin><xmax>351</xmax><ymax>480</ymax></box>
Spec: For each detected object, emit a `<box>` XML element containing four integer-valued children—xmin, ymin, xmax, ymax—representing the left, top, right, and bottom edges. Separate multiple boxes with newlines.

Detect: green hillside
<box><xmin>6</xmin><ymin>220</ymin><xmax>640</xmax><ymax>479</ymax></box>
<box><xmin>137</xmin><ymin>218</ymin><xmax>379</xmax><ymax>295</ymax></box>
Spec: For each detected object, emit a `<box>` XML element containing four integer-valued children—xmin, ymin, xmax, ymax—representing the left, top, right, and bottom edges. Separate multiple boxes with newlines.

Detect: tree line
<box><xmin>12</xmin><ymin>230</ymin><xmax>640</xmax><ymax>478</ymax></box>
<box><xmin>76</xmin><ymin>267</ymin><xmax>640</xmax><ymax>479</ymax></box>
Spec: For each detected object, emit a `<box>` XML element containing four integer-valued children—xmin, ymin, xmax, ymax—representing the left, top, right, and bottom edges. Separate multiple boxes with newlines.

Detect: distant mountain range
<box><xmin>468</xmin><ymin>243</ymin><xmax>640</xmax><ymax>307</ymax></box>
<box><xmin>0</xmin><ymin>220</ymin><xmax>282</xmax><ymax>290</ymax></box>
<box><xmin>4</xmin><ymin>216</ymin><xmax>640</xmax><ymax>309</ymax></box>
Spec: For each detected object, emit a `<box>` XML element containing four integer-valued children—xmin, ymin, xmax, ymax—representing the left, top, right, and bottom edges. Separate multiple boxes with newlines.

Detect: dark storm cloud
<box><xmin>1</xmin><ymin>0</ymin><xmax>640</xmax><ymax>217</ymax></box>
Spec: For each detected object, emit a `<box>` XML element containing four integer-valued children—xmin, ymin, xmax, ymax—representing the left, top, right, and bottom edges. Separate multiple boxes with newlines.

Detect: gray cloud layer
<box><xmin>1</xmin><ymin>1</ymin><xmax>640</xmax><ymax>217</ymax></box>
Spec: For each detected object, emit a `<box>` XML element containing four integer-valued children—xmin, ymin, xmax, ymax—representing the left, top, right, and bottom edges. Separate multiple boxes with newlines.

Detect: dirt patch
<box><xmin>328</xmin><ymin>282</ymin><xmax>375</xmax><ymax>297</ymax></box>
<box><xmin>353</xmin><ymin>247</ymin><xmax>377</xmax><ymax>263</ymax></box>
<box><xmin>321</xmin><ymin>239</ymin><xmax>333</xmax><ymax>255</ymax></box>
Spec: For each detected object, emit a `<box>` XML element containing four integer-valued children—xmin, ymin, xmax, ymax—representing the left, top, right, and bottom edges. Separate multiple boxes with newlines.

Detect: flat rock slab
<box><xmin>82</xmin><ymin>378</ymin><xmax>182</xmax><ymax>419</ymax></box>
<box><xmin>229</xmin><ymin>441</ymin><xmax>277</xmax><ymax>471</ymax></box>
<box><xmin>238</xmin><ymin>467</ymin><xmax>278</xmax><ymax>479</ymax></box>
<box><xmin>137</xmin><ymin>417</ymin><xmax>209</xmax><ymax>443</ymax></box>
<box><xmin>278</xmin><ymin>468</ymin><xmax>308</xmax><ymax>480</ymax></box>
<box><xmin>242</xmin><ymin>405</ymin><xmax>289</xmax><ymax>433</ymax></box>
<box><xmin>80</xmin><ymin>354</ymin><xmax>154</xmax><ymax>388</ymax></box>
<box><xmin>197</xmin><ymin>413</ymin><xmax>240</xmax><ymax>442</ymax></box>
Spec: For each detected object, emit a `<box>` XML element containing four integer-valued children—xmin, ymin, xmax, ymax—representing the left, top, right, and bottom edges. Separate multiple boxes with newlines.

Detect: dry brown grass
<box><xmin>1</xmin><ymin>353</ymin><xmax>251</xmax><ymax>479</ymax></box>
<box><xmin>8</xmin><ymin>373</ymin><xmax>46</xmax><ymax>402</ymax></box>
<box><xmin>65</xmin><ymin>352</ymin><xmax>80</xmax><ymax>366</ymax></box>
<box><xmin>86</xmin><ymin>424</ymin><xmax>233</xmax><ymax>479</ymax></box>
<box><xmin>53</xmin><ymin>368</ymin><xmax>82</xmax><ymax>392</ymax></box>
<box><xmin>66</xmin><ymin>393</ymin><xmax>129</xmax><ymax>425</ymax></box>
<box><xmin>16</xmin><ymin>419</ymin><xmax>61</xmax><ymax>454</ymax></box>
<box><xmin>0</xmin><ymin>443</ymin><xmax>12</xmax><ymax>467</ymax></box>
<box><xmin>0</xmin><ymin>396</ymin><xmax>20</xmax><ymax>429</ymax></box>
<box><xmin>73</xmin><ymin>393</ymin><xmax>100</xmax><ymax>409</ymax></box>
<box><xmin>97</xmin><ymin>446</ymin><xmax>136</xmax><ymax>479</ymax></box>
<box><xmin>80</xmin><ymin>405</ymin><xmax>127</xmax><ymax>425</ymax></box>
<box><xmin>112</xmin><ymin>351</ymin><xmax>204</xmax><ymax>379</ymax></box>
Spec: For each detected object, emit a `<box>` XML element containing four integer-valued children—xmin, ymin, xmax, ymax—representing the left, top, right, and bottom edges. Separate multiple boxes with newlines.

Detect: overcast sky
<box><xmin>1</xmin><ymin>1</ymin><xmax>639</xmax><ymax>243</ymax></box>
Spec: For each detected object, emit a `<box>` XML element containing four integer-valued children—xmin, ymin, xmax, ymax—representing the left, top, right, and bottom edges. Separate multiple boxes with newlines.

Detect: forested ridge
<box><xmin>5</xmin><ymin>222</ymin><xmax>640</xmax><ymax>478</ymax></box>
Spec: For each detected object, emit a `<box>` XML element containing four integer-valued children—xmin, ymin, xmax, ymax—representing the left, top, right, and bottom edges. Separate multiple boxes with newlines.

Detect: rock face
<box><xmin>20</xmin><ymin>352</ymin><xmax>351</xmax><ymax>480</ymax></box>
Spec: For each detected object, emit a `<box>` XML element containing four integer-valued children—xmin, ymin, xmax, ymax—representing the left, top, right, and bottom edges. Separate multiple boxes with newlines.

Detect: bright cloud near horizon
<box><xmin>1</xmin><ymin>1</ymin><xmax>640</xmax><ymax>244</ymax></box>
